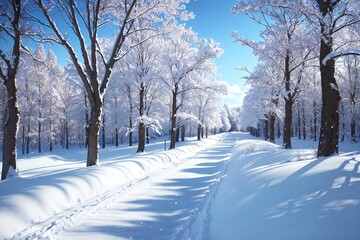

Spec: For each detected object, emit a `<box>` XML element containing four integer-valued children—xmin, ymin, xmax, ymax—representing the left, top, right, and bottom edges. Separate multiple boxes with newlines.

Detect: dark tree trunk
<box><xmin>264</xmin><ymin>119</ymin><xmax>269</xmax><ymax>140</ymax></box>
<box><xmin>85</xmin><ymin>93</ymin><xmax>89</xmax><ymax>148</ymax></box>
<box><xmin>137</xmin><ymin>84</ymin><xmax>145</xmax><ymax>153</ymax></box>
<box><xmin>146</xmin><ymin>127</ymin><xmax>150</xmax><ymax>144</ymax></box>
<box><xmin>26</xmin><ymin>113</ymin><xmax>30</xmax><ymax>154</ymax></box>
<box><xmin>65</xmin><ymin>120</ymin><xmax>69</xmax><ymax>149</ymax></box>
<box><xmin>313</xmin><ymin>101</ymin><xmax>317</xmax><ymax>142</ymax></box>
<box><xmin>115</xmin><ymin>128</ymin><xmax>119</xmax><ymax>147</ymax></box>
<box><xmin>340</xmin><ymin>102</ymin><xmax>345</xmax><ymax>142</ymax></box>
<box><xmin>26</xmin><ymin>78</ymin><xmax>30</xmax><ymax>154</ymax></box>
<box><xmin>49</xmin><ymin>108</ymin><xmax>53</xmax><ymax>152</ymax></box>
<box><xmin>350</xmin><ymin>92</ymin><xmax>356</xmax><ymax>141</ymax></box>
<box><xmin>277</xmin><ymin>119</ymin><xmax>281</xmax><ymax>139</ymax></box>
<box><xmin>87</xmin><ymin>100</ymin><xmax>102</xmax><ymax>166</ymax></box>
<box><xmin>269</xmin><ymin>115</ymin><xmax>275</xmax><ymax>143</ymax></box>
<box><xmin>129</xmin><ymin>101</ymin><xmax>133</xmax><ymax>147</ymax></box>
<box><xmin>206</xmin><ymin>126</ymin><xmax>208</xmax><ymax>138</ymax></box>
<box><xmin>317</xmin><ymin>29</ymin><xmax>340</xmax><ymax>156</ymax></box>
<box><xmin>49</xmin><ymin>120</ymin><xmax>53</xmax><ymax>152</ymax></box>
<box><xmin>351</xmin><ymin>120</ymin><xmax>356</xmax><ymax>141</ymax></box>
<box><xmin>169</xmin><ymin>87</ymin><xmax>178</xmax><ymax>149</ymax></box>
<box><xmin>197</xmin><ymin>124</ymin><xmax>201</xmax><ymax>141</ymax></box>
<box><xmin>302</xmin><ymin>106</ymin><xmax>306</xmax><ymax>140</ymax></box>
<box><xmin>283</xmin><ymin>99</ymin><xmax>293</xmax><ymax>149</ymax></box>
<box><xmin>1</xmin><ymin>0</ymin><xmax>21</xmax><ymax>180</ymax></box>
<box><xmin>102</xmin><ymin>119</ymin><xmax>105</xmax><ymax>149</ymax></box>
<box><xmin>298</xmin><ymin>106</ymin><xmax>301</xmax><ymax>140</ymax></box>
<box><xmin>181</xmin><ymin>125</ymin><xmax>185</xmax><ymax>141</ymax></box>
<box><xmin>1</xmin><ymin>83</ymin><xmax>20</xmax><ymax>180</ymax></box>
<box><xmin>101</xmin><ymin>99</ymin><xmax>105</xmax><ymax>149</ymax></box>
<box><xmin>38</xmin><ymin>96</ymin><xmax>42</xmax><ymax>153</ymax></box>
<box><xmin>22</xmin><ymin>124</ymin><xmax>25</xmax><ymax>155</ymax></box>
<box><xmin>316</xmin><ymin>0</ymin><xmax>341</xmax><ymax>156</ymax></box>
<box><xmin>176</xmin><ymin>127</ymin><xmax>180</xmax><ymax>142</ymax></box>
<box><xmin>283</xmin><ymin>52</ymin><xmax>293</xmax><ymax>149</ymax></box>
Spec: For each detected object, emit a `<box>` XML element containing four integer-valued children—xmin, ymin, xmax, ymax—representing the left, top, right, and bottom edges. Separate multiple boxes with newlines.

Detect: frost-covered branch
<box><xmin>322</xmin><ymin>48</ymin><xmax>360</xmax><ymax>65</ymax></box>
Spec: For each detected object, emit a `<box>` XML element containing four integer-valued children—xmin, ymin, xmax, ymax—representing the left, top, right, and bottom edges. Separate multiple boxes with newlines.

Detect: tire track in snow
<box><xmin>177</xmin><ymin>133</ymin><xmax>238</xmax><ymax>240</ymax></box>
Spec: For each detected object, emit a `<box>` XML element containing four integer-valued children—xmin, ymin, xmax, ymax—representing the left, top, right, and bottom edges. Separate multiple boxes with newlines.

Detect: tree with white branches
<box><xmin>160</xmin><ymin>26</ymin><xmax>223</xmax><ymax>149</ymax></box>
<box><xmin>35</xmin><ymin>0</ymin><xmax>192</xmax><ymax>166</ymax></box>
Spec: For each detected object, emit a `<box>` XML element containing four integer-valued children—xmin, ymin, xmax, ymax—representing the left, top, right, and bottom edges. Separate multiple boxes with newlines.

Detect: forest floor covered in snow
<box><xmin>1</xmin><ymin>132</ymin><xmax>359</xmax><ymax>240</ymax></box>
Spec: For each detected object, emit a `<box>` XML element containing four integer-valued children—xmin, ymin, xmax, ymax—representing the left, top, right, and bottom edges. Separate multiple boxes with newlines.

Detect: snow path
<box><xmin>55</xmin><ymin>133</ymin><xmax>236</xmax><ymax>240</ymax></box>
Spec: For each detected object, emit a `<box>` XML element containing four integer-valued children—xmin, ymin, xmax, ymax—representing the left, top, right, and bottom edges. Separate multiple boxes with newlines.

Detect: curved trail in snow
<box><xmin>49</xmin><ymin>133</ymin><xmax>239</xmax><ymax>240</ymax></box>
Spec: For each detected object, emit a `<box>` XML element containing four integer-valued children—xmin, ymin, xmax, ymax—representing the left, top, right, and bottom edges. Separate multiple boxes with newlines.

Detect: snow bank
<box><xmin>0</xmin><ymin>135</ymin><xmax>223</xmax><ymax>239</ymax></box>
<box><xmin>209</xmin><ymin>139</ymin><xmax>360</xmax><ymax>240</ymax></box>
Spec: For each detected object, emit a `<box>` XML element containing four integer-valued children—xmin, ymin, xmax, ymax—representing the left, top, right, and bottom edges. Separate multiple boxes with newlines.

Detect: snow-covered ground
<box><xmin>1</xmin><ymin>132</ymin><xmax>360</xmax><ymax>239</ymax></box>
<box><xmin>209</xmin><ymin>136</ymin><xmax>360</xmax><ymax>240</ymax></box>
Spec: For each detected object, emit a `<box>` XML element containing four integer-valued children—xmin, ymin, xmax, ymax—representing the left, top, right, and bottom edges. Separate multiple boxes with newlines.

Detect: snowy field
<box><xmin>1</xmin><ymin>132</ymin><xmax>360</xmax><ymax>239</ymax></box>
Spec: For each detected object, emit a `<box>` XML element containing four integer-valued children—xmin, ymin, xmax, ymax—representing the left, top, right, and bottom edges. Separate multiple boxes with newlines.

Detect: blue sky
<box><xmin>186</xmin><ymin>0</ymin><xmax>263</xmax><ymax>107</ymax></box>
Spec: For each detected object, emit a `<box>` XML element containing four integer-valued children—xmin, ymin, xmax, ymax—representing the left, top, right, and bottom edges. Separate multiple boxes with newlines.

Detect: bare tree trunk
<box><xmin>129</xmin><ymin>101</ymin><xmax>133</xmax><ymax>147</ymax></box>
<box><xmin>146</xmin><ymin>127</ymin><xmax>150</xmax><ymax>144</ymax></box>
<box><xmin>350</xmin><ymin>91</ymin><xmax>357</xmax><ymax>142</ymax></box>
<box><xmin>283</xmin><ymin>99</ymin><xmax>293</xmax><ymax>148</ymax></box>
<box><xmin>170</xmin><ymin>87</ymin><xmax>178</xmax><ymax>149</ymax></box>
<box><xmin>313</xmin><ymin>101</ymin><xmax>317</xmax><ymax>142</ymax></box>
<box><xmin>176</xmin><ymin>128</ymin><xmax>180</xmax><ymax>142</ymax></box>
<box><xmin>315</xmin><ymin>0</ymin><xmax>341</xmax><ymax>156</ymax></box>
<box><xmin>87</xmin><ymin>101</ymin><xmax>102</xmax><ymax>166</ymax></box>
<box><xmin>197</xmin><ymin>124</ymin><xmax>201</xmax><ymax>141</ymax></box>
<box><xmin>115</xmin><ymin>128</ymin><xmax>119</xmax><ymax>147</ymax></box>
<box><xmin>137</xmin><ymin>84</ymin><xmax>145</xmax><ymax>153</ymax></box>
<box><xmin>38</xmin><ymin>111</ymin><xmax>41</xmax><ymax>153</ymax></box>
<box><xmin>317</xmin><ymin>28</ymin><xmax>340</xmax><ymax>156</ymax></box>
<box><xmin>21</xmin><ymin>124</ymin><xmax>25</xmax><ymax>155</ymax></box>
<box><xmin>264</xmin><ymin>119</ymin><xmax>269</xmax><ymax>140</ymax></box>
<box><xmin>283</xmin><ymin>52</ymin><xmax>293</xmax><ymax>149</ymax></box>
<box><xmin>269</xmin><ymin>115</ymin><xmax>275</xmax><ymax>143</ymax></box>
<box><xmin>65</xmin><ymin>120</ymin><xmax>69</xmax><ymax>149</ymax></box>
<box><xmin>1</xmin><ymin>87</ymin><xmax>19</xmax><ymax>180</ymax></box>
<box><xmin>277</xmin><ymin>119</ymin><xmax>281</xmax><ymax>139</ymax></box>
<box><xmin>297</xmin><ymin>105</ymin><xmax>301</xmax><ymax>140</ymax></box>
<box><xmin>102</xmin><ymin>116</ymin><xmax>105</xmax><ymax>149</ymax></box>
<box><xmin>302</xmin><ymin>106</ymin><xmax>306</xmax><ymax>140</ymax></box>
<box><xmin>85</xmin><ymin>93</ymin><xmax>89</xmax><ymax>148</ymax></box>
<box><xmin>181</xmin><ymin>125</ymin><xmax>185</xmax><ymax>141</ymax></box>
<box><xmin>351</xmin><ymin>120</ymin><xmax>356</xmax><ymax>142</ymax></box>
<box><xmin>49</xmin><ymin>107</ymin><xmax>53</xmax><ymax>152</ymax></box>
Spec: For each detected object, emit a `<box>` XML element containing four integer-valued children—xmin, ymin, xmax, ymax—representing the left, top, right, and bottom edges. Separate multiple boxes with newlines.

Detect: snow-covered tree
<box><xmin>233</xmin><ymin>2</ymin><xmax>317</xmax><ymax>148</ymax></box>
<box><xmin>233</xmin><ymin>0</ymin><xmax>360</xmax><ymax>155</ymax></box>
<box><xmin>160</xmin><ymin>26</ymin><xmax>223</xmax><ymax>149</ymax></box>
<box><xmin>1</xmin><ymin>0</ymin><xmax>26</xmax><ymax>179</ymax></box>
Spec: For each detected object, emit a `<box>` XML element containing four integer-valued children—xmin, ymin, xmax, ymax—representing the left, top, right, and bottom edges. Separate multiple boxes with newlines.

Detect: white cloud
<box><xmin>221</xmin><ymin>81</ymin><xmax>249</xmax><ymax>108</ymax></box>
